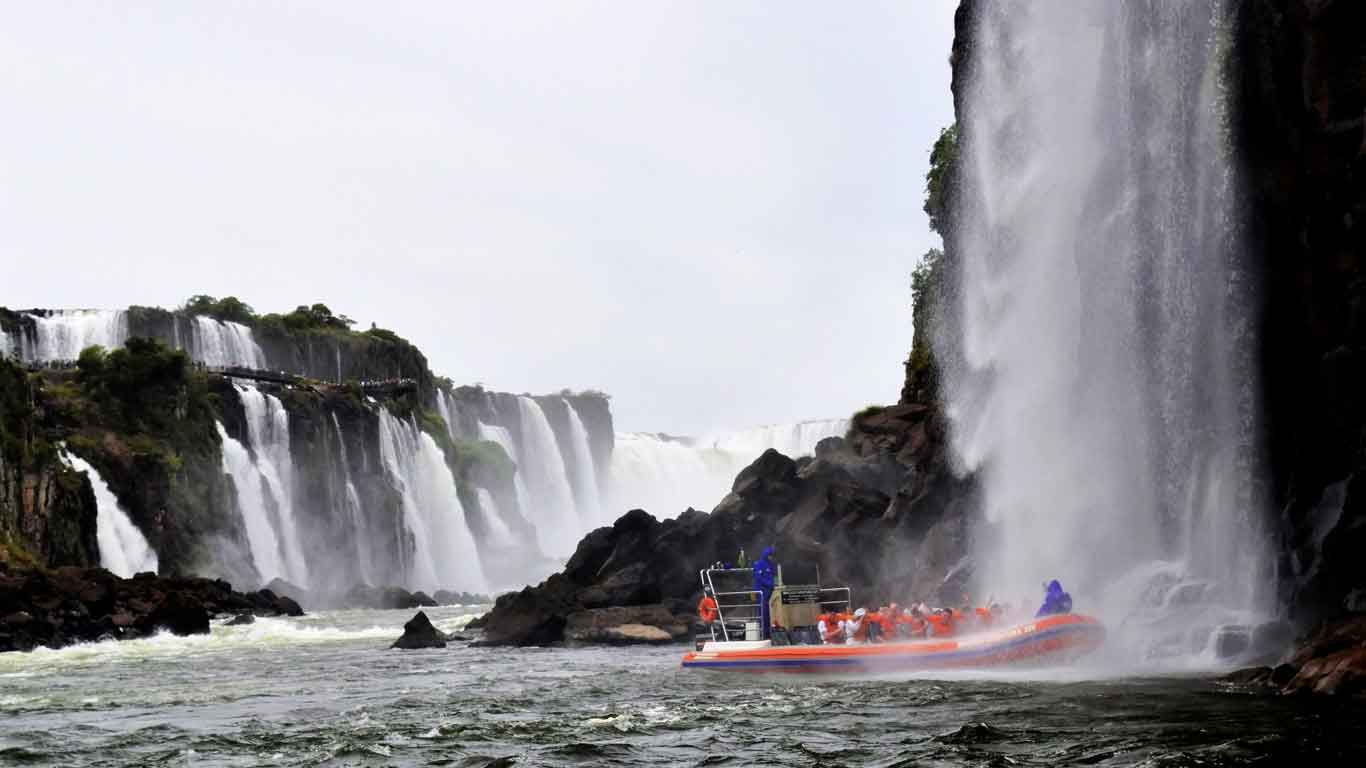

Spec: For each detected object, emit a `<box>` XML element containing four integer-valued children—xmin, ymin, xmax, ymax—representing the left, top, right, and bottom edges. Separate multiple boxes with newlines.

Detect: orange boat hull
<box><xmin>681</xmin><ymin>613</ymin><xmax>1104</xmax><ymax>672</ymax></box>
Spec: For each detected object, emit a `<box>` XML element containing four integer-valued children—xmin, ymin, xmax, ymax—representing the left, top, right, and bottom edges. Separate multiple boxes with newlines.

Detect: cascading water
<box><xmin>331</xmin><ymin>413</ymin><xmax>375</xmax><ymax>586</ymax></box>
<box><xmin>59</xmin><ymin>449</ymin><xmax>158</xmax><ymax>578</ymax></box>
<box><xmin>563</xmin><ymin>401</ymin><xmax>604</xmax><ymax>527</ymax></box>
<box><xmin>218</xmin><ymin>423</ymin><xmax>287</xmax><ymax>584</ymax></box>
<box><xmin>191</xmin><ymin>317</ymin><xmax>267</xmax><ymax>368</ymax></box>
<box><xmin>475</xmin><ymin>488</ymin><xmax>516</xmax><ymax>546</ymax></box>
<box><xmin>21</xmin><ymin>310</ymin><xmax>128</xmax><ymax>362</ymax></box>
<box><xmin>375</xmin><ymin>409</ymin><xmax>485</xmax><ymax>593</ymax></box>
<box><xmin>233</xmin><ymin>385</ymin><xmax>309</xmax><ymax>585</ymax></box>
<box><xmin>513</xmin><ymin>397</ymin><xmax>580</xmax><ymax>557</ymax></box>
<box><xmin>698</xmin><ymin>419</ymin><xmax>849</xmax><ymax>459</ymax></box>
<box><xmin>477</xmin><ymin>421</ymin><xmax>537</xmax><ymax>539</ymax></box>
<box><xmin>945</xmin><ymin>1</ymin><xmax>1271</xmax><ymax>663</ymax></box>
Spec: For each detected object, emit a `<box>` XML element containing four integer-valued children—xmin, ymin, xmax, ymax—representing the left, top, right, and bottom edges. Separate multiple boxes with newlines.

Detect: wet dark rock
<box><xmin>433</xmin><ymin>589</ymin><xmax>491</xmax><ymax>606</ymax></box>
<box><xmin>0</xmin><ymin>564</ymin><xmax>305</xmax><ymax>653</ymax></box>
<box><xmin>936</xmin><ymin>723</ymin><xmax>1009</xmax><ymax>744</ymax></box>
<box><xmin>140</xmin><ymin>592</ymin><xmax>209</xmax><ymax>636</ymax></box>
<box><xmin>391</xmin><ymin>610</ymin><xmax>447</xmax><ymax>649</ymax></box>
<box><xmin>479</xmin><ymin>409</ymin><xmax>971</xmax><ymax>647</ymax></box>
<box><xmin>225</xmin><ymin>613</ymin><xmax>256</xmax><ymax>626</ymax></box>
<box><xmin>409</xmin><ymin>591</ymin><xmax>438</xmax><ymax>607</ymax></box>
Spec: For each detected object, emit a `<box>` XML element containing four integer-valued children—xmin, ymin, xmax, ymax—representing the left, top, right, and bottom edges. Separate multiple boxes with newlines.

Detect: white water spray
<box><xmin>946</xmin><ymin>1</ymin><xmax>1270</xmax><ymax>659</ymax></box>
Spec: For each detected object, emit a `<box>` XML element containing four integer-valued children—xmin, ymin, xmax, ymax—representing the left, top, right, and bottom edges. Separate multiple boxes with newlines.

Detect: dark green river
<box><xmin>2</xmin><ymin>606</ymin><xmax>1363</xmax><ymax>767</ymax></box>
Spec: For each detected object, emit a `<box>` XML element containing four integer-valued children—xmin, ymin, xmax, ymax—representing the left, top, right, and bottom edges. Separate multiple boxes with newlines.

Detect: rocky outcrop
<box><xmin>1225</xmin><ymin>616</ymin><xmax>1366</xmax><ymax>697</ymax></box>
<box><xmin>0</xmin><ymin>565</ymin><xmax>302</xmax><ymax>652</ymax></box>
<box><xmin>477</xmin><ymin>409</ymin><xmax>971</xmax><ymax>646</ymax></box>
<box><xmin>390</xmin><ymin>610</ymin><xmax>448</xmax><ymax>649</ymax></box>
<box><xmin>1237</xmin><ymin>0</ymin><xmax>1366</xmax><ymax>625</ymax></box>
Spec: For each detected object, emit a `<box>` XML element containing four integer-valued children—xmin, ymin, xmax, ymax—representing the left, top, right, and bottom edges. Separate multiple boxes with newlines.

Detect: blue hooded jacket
<box><xmin>1035</xmin><ymin>579</ymin><xmax>1074</xmax><ymax>617</ymax></box>
<box><xmin>752</xmin><ymin>546</ymin><xmax>776</xmax><ymax>594</ymax></box>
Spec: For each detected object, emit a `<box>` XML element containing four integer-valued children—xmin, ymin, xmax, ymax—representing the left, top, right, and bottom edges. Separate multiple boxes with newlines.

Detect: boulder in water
<box><xmin>225</xmin><ymin>613</ymin><xmax>256</xmax><ymax>626</ymax></box>
<box><xmin>141</xmin><ymin>592</ymin><xmax>209</xmax><ymax>636</ymax></box>
<box><xmin>391</xmin><ymin>611</ymin><xmax>447</xmax><ymax>649</ymax></box>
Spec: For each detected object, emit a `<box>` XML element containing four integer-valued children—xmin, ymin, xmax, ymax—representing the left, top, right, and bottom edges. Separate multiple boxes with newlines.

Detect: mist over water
<box><xmin>945</xmin><ymin>0</ymin><xmax>1271</xmax><ymax>661</ymax></box>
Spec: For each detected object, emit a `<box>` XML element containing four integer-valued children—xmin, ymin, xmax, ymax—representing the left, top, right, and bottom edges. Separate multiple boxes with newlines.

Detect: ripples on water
<box><xmin>1</xmin><ymin>606</ymin><xmax>1363</xmax><ymax>767</ymax></box>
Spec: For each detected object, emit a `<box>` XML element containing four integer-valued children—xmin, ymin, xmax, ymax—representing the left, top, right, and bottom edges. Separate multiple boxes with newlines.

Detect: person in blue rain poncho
<box><xmin>1035</xmin><ymin>579</ymin><xmax>1073</xmax><ymax>617</ymax></box>
<box><xmin>752</xmin><ymin>546</ymin><xmax>776</xmax><ymax>638</ymax></box>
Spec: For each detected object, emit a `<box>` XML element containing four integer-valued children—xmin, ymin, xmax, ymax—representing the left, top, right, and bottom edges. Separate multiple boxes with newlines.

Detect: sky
<box><xmin>0</xmin><ymin>0</ymin><xmax>957</xmax><ymax>434</ymax></box>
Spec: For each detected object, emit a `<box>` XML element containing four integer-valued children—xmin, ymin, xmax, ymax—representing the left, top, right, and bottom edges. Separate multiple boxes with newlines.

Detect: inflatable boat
<box><xmin>681</xmin><ymin>612</ymin><xmax>1105</xmax><ymax>672</ymax></box>
<box><xmin>681</xmin><ymin>565</ymin><xmax>1104</xmax><ymax>673</ymax></box>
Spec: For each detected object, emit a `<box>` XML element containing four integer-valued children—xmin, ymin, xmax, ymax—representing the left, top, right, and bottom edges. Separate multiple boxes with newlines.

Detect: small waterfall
<box><xmin>513</xmin><ymin>397</ymin><xmax>579</xmax><ymax>557</ymax></box>
<box><xmin>191</xmin><ymin>317</ymin><xmax>266</xmax><ymax>368</ymax></box>
<box><xmin>331</xmin><ymin>413</ymin><xmax>374</xmax><ymax>585</ymax></box>
<box><xmin>217</xmin><ymin>422</ymin><xmax>285</xmax><ymax>583</ymax></box>
<box><xmin>477</xmin><ymin>421</ymin><xmax>537</xmax><ymax>539</ymax></box>
<box><xmin>21</xmin><ymin>310</ymin><xmax>128</xmax><ymax>362</ymax></box>
<box><xmin>564</xmin><ymin>400</ymin><xmax>604</xmax><ymax>526</ymax></box>
<box><xmin>475</xmin><ymin>488</ymin><xmax>516</xmax><ymax>546</ymax></box>
<box><xmin>376</xmin><ymin>409</ymin><xmax>485</xmax><ymax>593</ymax></box>
<box><xmin>435</xmin><ymin>391</ymin><xmax>459</xmax><ymax>442</ymax></box>
<box><xmin>233</xmin><ymin>385</ymin><xmax>309</xmax><ymax>585</ymax></box>
<box><xmin>946</xmin><ymin>0</ymin><xmax>1271</xmax><ymax>660</ymax></box>
<box><xmin>0</xmin><ymin>329</ymin><xmax>13</xmax><ymax>360</ymax></box>
<box><xmin>60</xmin><ymin>449</ymin><xmax>158</xmax><ymax>577</ymax></box>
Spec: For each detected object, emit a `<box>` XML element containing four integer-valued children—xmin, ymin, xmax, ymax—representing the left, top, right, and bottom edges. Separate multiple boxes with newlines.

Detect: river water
<box><xmin>2</xmin><ymin>606</ymin><xmax>1364</xmax><ymax>767</ymax></box>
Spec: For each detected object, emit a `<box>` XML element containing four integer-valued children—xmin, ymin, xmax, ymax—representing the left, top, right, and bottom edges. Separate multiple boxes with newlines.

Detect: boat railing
<box><xmin>818</xmin><ymin>587</ymin><xmax>852</xmax><ymax>613</ymax></box>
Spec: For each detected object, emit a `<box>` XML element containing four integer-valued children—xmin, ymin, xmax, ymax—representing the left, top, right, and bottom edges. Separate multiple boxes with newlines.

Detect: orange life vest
<box><xmin>697</xmin><ymin>595</ymin><xmax>718</xmax><ymax>623</ymax></box>
<box><xmin>819</xmin><ymin>614</ymin><xmax>844</xmax><ymax>643</ymax></box>
<box><xmin>975</xmin><ymin>606</ymin><xmax>993</xmax><ymax>627</ymax></box>
<box><xmin>928</xmin><ymin>613</ymin><xmax>955</xmax><ymax>638</ymax></box>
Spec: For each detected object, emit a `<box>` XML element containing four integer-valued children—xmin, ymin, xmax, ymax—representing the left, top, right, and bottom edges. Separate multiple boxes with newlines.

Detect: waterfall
<box><xmin>21</xmin><ymin>310</ymin><xmax>128</xmax><ymax>362</ymax></box>
<box><xmin>191</xmin><ymin>317</ymin><xmax>266</xmax><ymax>368</ymax></box>
<box><xmin>217</xmin><ymin>422</ymin><xmax>285</xmax><ymax>583</ymax></box>
<box><xmin>607</xmin><ymin>420</ymin><xmax>848</xmax><ymax>519</ymax></box>
<box><xmin>375</xmin><ymin>409</ymin><xmax>485</xmax><ymax>593</ymax></box>
<box><xmin>0</xmin><ymin>329</ymin><xmax>13</xmax><ymax>360</ymax></box>
<box><xmin>331</xmin><ymin>413</ymin><xmax>375</xmax><ymax>586</ymax></box>
<box><xmin>945</xmin><ymin>1</ymin><xmax>1269</xmax><ymax>653</ymax></box>
<box><xmin>232</xmin><ymin>385</ymin><xmax>309</xmax><ymax>585</ymax></box>
<box><xmin>477</xmin><ymin>421</ymin><xmax>537</xmax><ymax>540</ymax></box>
<box><xmin>435</xmin><ymin>391</ymin><xmax>459</xmax><ymax>442</ymax></box>
<box><xmin>59</xmin><ymin>449</ymin><xmax>158</xmax><ymax>578</ymax></box>
<box><xmin>513</xmin><ymin>397</ymin><xmax>580</xmax><ymax>557</ymax></box>
<box><xmin>475</xmin><ymin>488</ymin><xmax>516</xmax><ymax>546</ymax></box>
<box><xmin>564</xmin><ymin>400</ymin><xmax>604</xmax><ymax>526</ymax></box>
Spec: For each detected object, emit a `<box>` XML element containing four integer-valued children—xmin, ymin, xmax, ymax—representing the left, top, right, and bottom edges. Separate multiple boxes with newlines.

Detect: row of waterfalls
<box><xmin>7</xmin><ymin>309</ymin><xmax>846</xmax><ymax>593</ymax></box>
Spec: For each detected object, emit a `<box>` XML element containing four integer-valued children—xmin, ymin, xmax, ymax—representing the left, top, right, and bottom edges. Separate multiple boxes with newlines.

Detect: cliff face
<box><xmin>1236</xmin><ymin>0</ymin><xmax>1366</xmax><ymax>622</ymax></box>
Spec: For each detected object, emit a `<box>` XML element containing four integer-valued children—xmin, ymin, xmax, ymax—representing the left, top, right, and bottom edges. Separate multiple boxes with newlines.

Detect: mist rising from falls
<box><xmin>607</xmin><ymin>419</ymin><xmax>849</xmax><ymax>519</ymax></box>
<box><xmin>59</xmin><ymin>449</ymin><xmax>158</xmax><ymax>578</ymax></box>
<box><xmin>946</xmin><ymin>1</ymin><xmax>1271</xmax><ymax>658</ymax></box>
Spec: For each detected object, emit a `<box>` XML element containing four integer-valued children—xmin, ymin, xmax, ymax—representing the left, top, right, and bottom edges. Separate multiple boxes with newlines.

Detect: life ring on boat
<box><xmin>697</xmin><ymin>595</ymin><xmax>719</xmax><ymax>623</ymax></box>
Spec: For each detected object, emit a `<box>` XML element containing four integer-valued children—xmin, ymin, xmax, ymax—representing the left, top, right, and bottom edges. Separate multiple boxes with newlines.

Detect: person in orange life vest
<box><xmin>845</xmin><ymin>607</ymin><xmax>871</xmax><ymax>642</ymax></box>
<box><xmin>899</xmin><ymin>606</ymin><xmax>927</xmax><ymax>638</ymax></box>
<box><xmin>818</xmin><ymin>613</ymin><xmax>844</xmax><ymax>644</ymax></box>
<box><xmin>864</xmin><ymin>607</ymin><xmax>884</xmax><ymax>642</ymax></box>
<box><xmin>874</xmin><ymin>607</ymin><xmax>896</xmax><ymax>641</ymax></box>
<box><xmin>928</xmin><ymin>608</ymin><xmax>956</xmax><ymax>638</ymax></box>
<box><xmin>975</xmin><ymin>605</ymin><xmax>994</xmax><ymax>628</ymax></box>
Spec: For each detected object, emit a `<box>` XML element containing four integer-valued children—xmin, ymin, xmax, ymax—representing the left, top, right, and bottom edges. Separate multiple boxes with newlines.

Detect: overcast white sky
<box><xmin>1</xmin><ymin>1</ymin><xmax>957</xmax><ymax>434</ymax></box>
